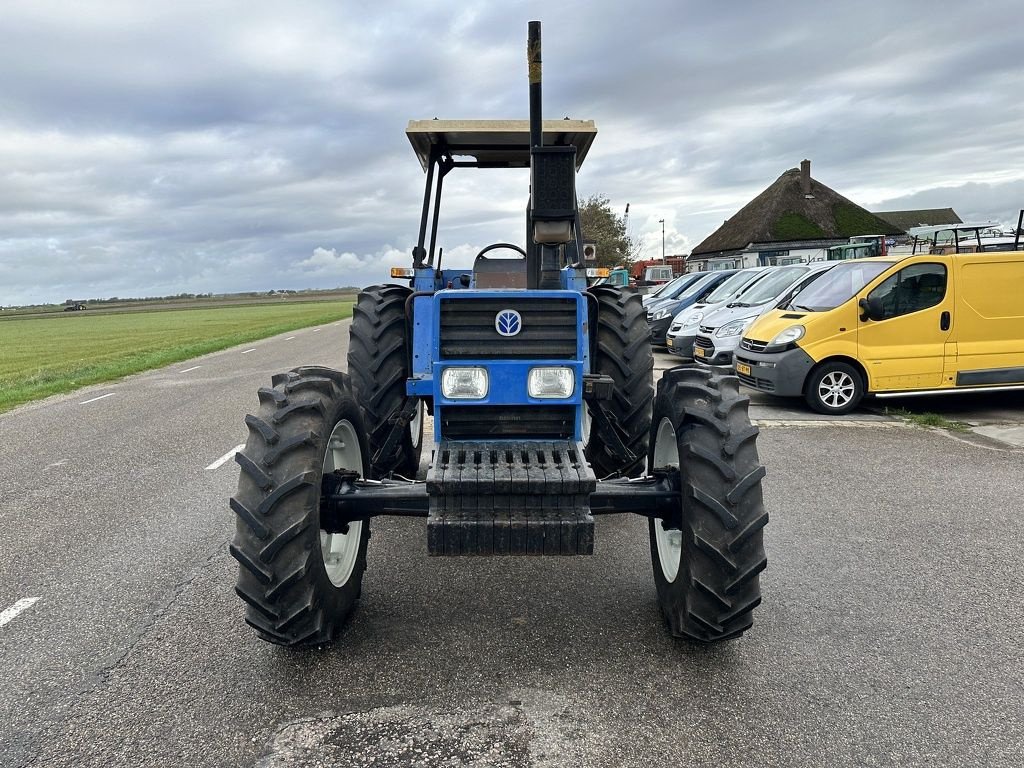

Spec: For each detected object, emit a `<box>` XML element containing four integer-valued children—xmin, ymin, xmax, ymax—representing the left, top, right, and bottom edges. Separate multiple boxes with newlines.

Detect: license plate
<box><xmin>694</xmin><ymin>347</ymin><xmax>705</xmax><ymax>358</ymax></box>
<box><xmin>665</xmin><ymin>338</ymin><xmax>673</xmax><ymax>347</ymax></box>
<box><xmin>736</xmin><ymin>362</ymin><xmax>751</xmax><ymax>376</ymax></box>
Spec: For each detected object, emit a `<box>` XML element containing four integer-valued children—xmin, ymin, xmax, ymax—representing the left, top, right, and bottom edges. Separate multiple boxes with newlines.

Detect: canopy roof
<box><xmin>906</xmin><ymin>222</ymin><xmax>1000</xmax><ymax>237</ymax></box>
<box><xmin>406</xmin><ymin>119</ymin><xmax>597</xmax><ymax>171</ymax></box>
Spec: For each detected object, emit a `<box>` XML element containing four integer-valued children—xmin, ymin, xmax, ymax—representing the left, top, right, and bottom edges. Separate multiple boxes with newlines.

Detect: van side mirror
<box><xmin>858</xmin><ymin>296</ymin><xmax>884</xmax><ymax>321</ymax></box>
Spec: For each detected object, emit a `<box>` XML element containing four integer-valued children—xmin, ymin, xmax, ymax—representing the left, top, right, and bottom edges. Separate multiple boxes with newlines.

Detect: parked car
<box><xmin>641</xmin><ymin>272</ymin><xmax>705</xmax><ymax>308</ymax></box>
<box><xmin>665</xmin><ymin>267</ymin><xmax>773</xmax><ymax>358</ymax></box>
<box><xmin>734</xmin><ymin>250</ymin><xmax>1024</xmax><ymax>413</ymax></box>
<box><xmin>646</xmin><ymin>270</ymin><xmax>736</xmax><ymax>346</ymax></box>
<box><xmin>693</xmin><ymin>263</ymin><xmax>835</xmax><ymax>367</ymax></box>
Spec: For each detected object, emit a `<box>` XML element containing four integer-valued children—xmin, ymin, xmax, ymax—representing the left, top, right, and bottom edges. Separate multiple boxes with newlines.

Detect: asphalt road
<box><xmin>2</xmin><ymin>326</ymin><xmax>1022</xmax><ymax>767</ymax></box>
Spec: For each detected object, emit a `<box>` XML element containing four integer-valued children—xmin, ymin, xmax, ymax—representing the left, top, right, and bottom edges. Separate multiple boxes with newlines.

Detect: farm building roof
<box><xmin>690</xmin><ymin>163</ymin><xmax>904</xmax><ymax>258</ymax></box>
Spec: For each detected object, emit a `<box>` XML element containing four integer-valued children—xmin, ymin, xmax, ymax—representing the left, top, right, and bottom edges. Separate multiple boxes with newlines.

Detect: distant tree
<box><xmin>578</xmin><ymin>194</ymin><xmax>641</xmax><ymax>268</ymax></box>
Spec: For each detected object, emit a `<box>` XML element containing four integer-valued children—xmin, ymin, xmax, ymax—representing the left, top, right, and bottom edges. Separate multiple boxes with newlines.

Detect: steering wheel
<box><xmin>475</xmin><ymin>243</ymin><xmax>527</xmax><ymax>259</ymax></box>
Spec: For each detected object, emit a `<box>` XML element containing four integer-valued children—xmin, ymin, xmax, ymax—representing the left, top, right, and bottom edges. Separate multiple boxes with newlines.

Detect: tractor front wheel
<box><xmin>648</xmin><ymin>366</ymin><xmax>768</xmax><ymax>642</ymax></box>
<box><xmin>230</xmin><ymin>366</ymin><xmax>370</xmax><ymax>647</ymax></box>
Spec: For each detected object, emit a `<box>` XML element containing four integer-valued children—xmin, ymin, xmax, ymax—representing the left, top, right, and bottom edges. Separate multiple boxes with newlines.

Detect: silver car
<box><xmin>665</xmin><ymin>267</ymin><xmax>772</xmax><ymax>358</ymax></box>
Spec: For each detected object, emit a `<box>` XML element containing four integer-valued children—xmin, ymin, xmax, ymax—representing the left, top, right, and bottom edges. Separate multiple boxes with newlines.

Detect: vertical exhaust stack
<box><xmin>528</xmin><ymin>21</ymin><xmax>543</xmax><ymax>150</ymax></box>
<box><xmin>527</xmin><ymin>21</ymin><xmax>577</xmax><ymax>289</ymax></box>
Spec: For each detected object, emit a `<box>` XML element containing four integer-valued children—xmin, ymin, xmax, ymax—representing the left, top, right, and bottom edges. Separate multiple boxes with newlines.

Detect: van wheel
<box><xmin>804</xmin><ymin>362</ymin><xmax>864</xmax><ymax>415</ymax></box>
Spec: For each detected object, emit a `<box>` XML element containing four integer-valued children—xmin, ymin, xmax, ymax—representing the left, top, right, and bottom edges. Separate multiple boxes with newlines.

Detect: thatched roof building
<box><xmin>690</xmin><ymin>161</ymin><xmax>903</xmax><ymax>265</ymax></box>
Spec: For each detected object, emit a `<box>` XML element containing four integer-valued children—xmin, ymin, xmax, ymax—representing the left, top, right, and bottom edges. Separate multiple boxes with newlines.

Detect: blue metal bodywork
<box><xmin>407</xmin><ymin>265</ymin><xmax>590</xmax><ymax>444</ymax></box>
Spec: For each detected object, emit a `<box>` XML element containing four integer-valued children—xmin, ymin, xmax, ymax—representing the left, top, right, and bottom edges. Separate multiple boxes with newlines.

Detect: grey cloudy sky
<box><xmin>2</xmin><ymin>0</ymin><xmax>1023</xmax><ymax>305</ymax></box>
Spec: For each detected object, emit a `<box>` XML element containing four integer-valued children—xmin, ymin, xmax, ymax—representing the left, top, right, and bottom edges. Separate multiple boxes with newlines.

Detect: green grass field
<box><xmin>0</xmin><ymin>300</ymin><xmax>354</xmax><ymax>413</ymax></box>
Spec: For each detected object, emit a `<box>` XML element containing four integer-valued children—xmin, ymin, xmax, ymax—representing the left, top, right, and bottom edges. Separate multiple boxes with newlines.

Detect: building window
<box><xmin>759</xmin><ymin>250</ymin><xmax>790</xmax><ymax>266</ymax></box>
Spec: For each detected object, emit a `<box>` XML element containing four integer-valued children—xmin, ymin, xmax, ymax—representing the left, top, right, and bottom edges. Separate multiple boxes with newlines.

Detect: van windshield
<box><xmin>785</xmin><ymin>260</ymin><xmax>893</xmax><ymax>311</ymax></box>
<box><xmin>703</xmin><ymin>270</ymin><xmax>763</xmax><ymax>304</ymax></box>
<box><xmin>730</xmin><ymin>266</ymin><xmax>808</xmax><ymax>306</ymax></box>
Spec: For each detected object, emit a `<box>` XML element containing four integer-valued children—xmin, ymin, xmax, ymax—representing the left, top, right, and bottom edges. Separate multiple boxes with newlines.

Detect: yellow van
<box><xmin>733</xmin><ymin>251</ymin><xmax>1024</xmax><ymax>413</ymax></box>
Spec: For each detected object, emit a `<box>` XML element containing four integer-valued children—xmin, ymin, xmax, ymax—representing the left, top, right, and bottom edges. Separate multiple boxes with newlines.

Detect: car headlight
<box><xmin>770</xmin><ymin>325</ymin><xmax>805</xmax><ymax>346</ymax></box>
<box><xmin>652</xmin><ymin>308</ymin><xmax>672</xmax><ymax>320</ymax></box>
<box><xmin>716</xmin><ymin>317</ymin><xmax>756</xmax><ymax>338</ymax></box>
<box><xmin>681</xmin><ymin>310</ymin><xmax>703</xmax><ymax>329</ymax></box>
<box><xmin>441</xmin><ymin>367</ymin><xmax>488</xmax><ymax>399</ymax></box>
<box><xmin>528</xmin><ymin>367</ymin><xmax>575</xmax><ymax>399</ymax></box>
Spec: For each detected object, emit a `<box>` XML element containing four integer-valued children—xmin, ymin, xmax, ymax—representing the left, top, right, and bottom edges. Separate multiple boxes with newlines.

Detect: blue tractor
<box><xmin>230</xmin><ymin>22</ymin><xmax>767</xmax><ymax>648</ymax></box>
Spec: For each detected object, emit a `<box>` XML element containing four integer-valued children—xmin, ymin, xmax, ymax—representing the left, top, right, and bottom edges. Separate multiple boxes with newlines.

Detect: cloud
<box><xmin>1</xmin><ymin>0</ymin><xmax>1022</xmax><ymax>305</ymax></box>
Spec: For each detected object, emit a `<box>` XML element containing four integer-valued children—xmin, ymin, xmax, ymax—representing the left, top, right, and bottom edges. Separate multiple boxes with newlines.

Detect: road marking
<box><xmin>752</xmin><ymin>419</ymin><xmax>905</xmax><ymax>428</ymax></box>
<box><xmin>285</xmin><ymin>336</ymin><xmax>296</xmax><ymax>341</ymax></box>
<box><xmin>0</xmin><ymin>597</ymin><xmax>40</xmax><ymax>627</ymax></box>
<box><xmin>46</xmin><ymin>460</ymin><xmax>68</xmax><ymax>469</ymax></box>
<box><xmin>312</xmin><ymin>328</ymin><xmax>321</xmax><ymax>333</ymax></box>
<box><xmin>206</xmin><ymin>444</ymin><xmax>245</xmax><ymax>471</ymax></box>
<box><xmin>80</xmin><ymin>393</ymin><xmax>115</xmax><ymax>405</ymax></box>
<box><xmin>180</xmin><ymin>365</ymin><xmax>202</xmax><ymax>373</ymax></box>
<box><xmin>241</xmin><ymin>348</ymin><xmax>257</xmax><ymax>355</ymax></box>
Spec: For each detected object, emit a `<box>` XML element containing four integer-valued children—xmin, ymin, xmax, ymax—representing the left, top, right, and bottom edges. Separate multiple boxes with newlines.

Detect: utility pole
<box><xmin>623</xmin><ymin>203</ymin><xmax>630</xmax><ymax>261</ymax></box>
<box><xmin>659</xmin><ymin>219</ymin><xmax>665</xmax><ymax>262</ymax></box>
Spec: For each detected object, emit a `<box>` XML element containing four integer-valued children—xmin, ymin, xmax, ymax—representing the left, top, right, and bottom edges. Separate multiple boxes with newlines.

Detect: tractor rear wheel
<box><xmin>586</xmin><ymin>286</ymin><xmax>654</xmax><ymax>477</ymax></box>
<box><xmin>230</xmin><ymin>366</ymin><xmax>370</xmax><ymax>647</ymax></box>
<box><xmin>648</xmin><ymin>366</ymin><xmax>768</xmax><ymax>642</ymax></box>
<box><xmin>348</xmin><ymin>284</ymin><xmax>421</xmax><ymax>479</ymax></box>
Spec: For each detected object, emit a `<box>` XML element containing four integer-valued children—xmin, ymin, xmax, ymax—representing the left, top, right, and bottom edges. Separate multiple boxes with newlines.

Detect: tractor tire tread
<box><xmin>347</xmin><ymin>284</ymin><xmax>420</xmax><ymax>478</ymax></box>
<box><xmin>586</xmin><ymin>286</ymin><xmax>655</xmax><ymax>478</ymax></box>
<box><xmin>230</xmin><ymin>367</ymin><xmax>369</xmax><ymax>647</ymax></box>
<box><xmin>649</xmin><ymin>365</ymin><xmax>767</xmax><ymax>642</ymax></box>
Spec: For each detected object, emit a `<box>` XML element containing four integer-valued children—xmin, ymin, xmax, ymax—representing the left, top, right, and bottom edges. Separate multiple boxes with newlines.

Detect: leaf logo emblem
<box><xmin>495</xmin><ymin>309</ymin><xmax>522</xmax><ymax>337</ymax></box>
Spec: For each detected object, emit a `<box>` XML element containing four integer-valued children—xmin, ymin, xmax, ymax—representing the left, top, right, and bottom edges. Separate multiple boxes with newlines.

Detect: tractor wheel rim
<box><xmin>320</xmin><ymin>419</ymin><xmax>363</xmax><ymax>587</ymax></box>
<box><xmin>580</xmin><ymin>404</ymin><xmax>592</xmax><ymax>448</ymax></box>
<box><xmin>410</xmin><ymin>400</ymin><xmax>423</xmax><ymax>450</ymax></box>
<box><xmin>818</xmin><ymin>371</ymin><xmax>855</xmax><ymax>408</ymax></box>
<box><xmin>652</xmin><ymin>416</ymin><xmax>682</xmax><ymax>583</ymax></box>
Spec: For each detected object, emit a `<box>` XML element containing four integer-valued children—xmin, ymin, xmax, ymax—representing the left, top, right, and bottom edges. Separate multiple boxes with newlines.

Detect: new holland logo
<box><xmin>495</xmin><ymin>309</ymin><xmax>522</xmax><ymax>337</ymax></box>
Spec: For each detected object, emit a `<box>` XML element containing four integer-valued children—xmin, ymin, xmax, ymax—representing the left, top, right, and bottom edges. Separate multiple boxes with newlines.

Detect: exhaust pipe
<box><xmin>528</xmin><ymin>21</ymin><xmax>542</xmax><ymax>149</ymax></box>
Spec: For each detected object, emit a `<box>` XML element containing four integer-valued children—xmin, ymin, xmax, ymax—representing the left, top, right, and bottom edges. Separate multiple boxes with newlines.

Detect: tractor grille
<box><xmin>439</xmin><ymin>297</ymin><xmax>577</xmax><ymax>359</ymax></box>
<box><xmin>440</xmin><ymin>406</ymin><xmax>575</xmax><ymax>440</ymax></box>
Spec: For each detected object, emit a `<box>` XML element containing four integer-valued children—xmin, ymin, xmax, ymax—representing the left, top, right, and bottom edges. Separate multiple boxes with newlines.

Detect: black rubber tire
<box><xmin>347</xmin><ymin>284</ymin><xmax>421</xmax><ymax>479</ymax></box>
<box><xmin>230</xmin><ymin>366</ymin><xmax>370</xmax><ymax>647</ymax></box>
<box><xmin>804</xmin><ymin>360</ymin><xmax>864</xmax><ymax>415</ymax></box>
<box><xmin>648</xmin><ymin>365</ymin><xmax>768</xmax><ymax>642</ymax></box>
<box><xmin>586</xmin><ymin>285</ymin><xmax>655</xmax><ymax>478</ymax></box>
